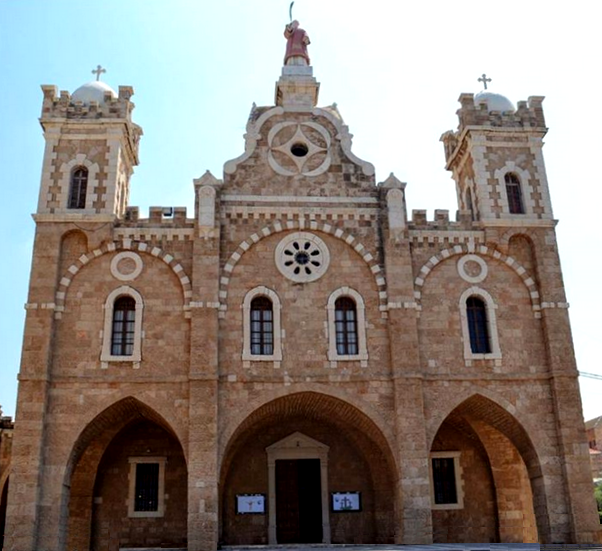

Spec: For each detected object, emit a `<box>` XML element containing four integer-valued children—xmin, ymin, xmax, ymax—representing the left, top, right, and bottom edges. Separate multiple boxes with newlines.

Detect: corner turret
<box><xmin>441</xmin><ymin>90</ymin><xmax>552</xmax><ymax>225</ymax></box>
<box><xmin>36</xmin><ymin>70</ymin><xmax>142</xmax><ymax>220</ymax></box>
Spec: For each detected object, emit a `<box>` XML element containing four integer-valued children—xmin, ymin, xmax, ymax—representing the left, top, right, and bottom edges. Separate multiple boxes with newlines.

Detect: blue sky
<box><xmin>1</xmin><ymin>0</ymin><xmax>601</xmax><ymax>419</ymax></box>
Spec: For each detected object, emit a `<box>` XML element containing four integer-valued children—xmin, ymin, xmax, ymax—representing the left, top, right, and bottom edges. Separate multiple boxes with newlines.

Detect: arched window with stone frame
<box><xmin>111</xmin><ymin>296</ymin><xmax>137</xmax><ymax>356</ymax></box>
<box><xmin>334</xmin><ymin>296</ymin><xmax>358</xmax><ymax>356</ymax></box>
<box><xmin>504</xmin><ymin>172</ymin><xmax>525</xmax><ymax>214</ymax></box>
<box><xmin>68</xmin><ymin>166</ymin><xmax>89</xmax><ymax>209</ymax></box>
<box><xmin>101</xmin><ymin>286</ymin><xmax>144</xmax><ymax>367</ymax></box>
<box><xmin>250</xmin><ymin>296</ymin><xmax>274</xmax><ymax>356</ymax></box>
<box><xmin>466</xmin><ymin>296</ymin><xmax>490</xmax><ymax>354</ymax></box>
<box><xmin>458</xmin><ymin>287</ymin><xmax>501</xmax><ymax>361</ymax></box>
<box><xmin>327</xmin><ymin>287</ymin><xmax>368</xmax><ymax>365</ymax></box>
<box><xmin>242</xmin><ymin>286</ymin><xmax>283</xmax><ymax>363</ymax></box>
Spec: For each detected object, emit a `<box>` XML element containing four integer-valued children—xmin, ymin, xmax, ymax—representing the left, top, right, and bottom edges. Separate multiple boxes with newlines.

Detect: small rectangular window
<box><xmin>128</xmin><ymin>457</ymin><xmax>166</xmax><ymax>518</ymax></box>
<box><xmin>430</xmin><ymin>452</ymin><xmax>463</xmax><ymax>509</ymax></box>
<box><xmin>134</xmin><ymin>462</ymin><xmax>160</xmax><ymax>512</ymax></box>
<box><xmin>432</xmin><ymin>457</ymin><xmax>457</xmax><ymax>504</ymax></box>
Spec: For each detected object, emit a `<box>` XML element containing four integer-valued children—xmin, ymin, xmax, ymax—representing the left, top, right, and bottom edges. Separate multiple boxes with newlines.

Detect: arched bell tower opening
<box><xmin>219</xmin><ymin>392</ymin><xmax>398</xmax><ymax>546</ymax></box>
<box><xmin>60</xmin><ymin>397</ymin><xmax>188</xmax><ymax>551</ymax></box>
<box><xmin>429</xmin><ymin>394</ymin><xmax>548</xmax><ymax>544</ymax></box>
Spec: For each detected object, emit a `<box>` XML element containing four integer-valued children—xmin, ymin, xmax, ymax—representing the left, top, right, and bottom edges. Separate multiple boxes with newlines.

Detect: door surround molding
<box><xmin>266</xmin><ymin>432</ymin><xmax>331</xmax><ymax>545</ymax></box>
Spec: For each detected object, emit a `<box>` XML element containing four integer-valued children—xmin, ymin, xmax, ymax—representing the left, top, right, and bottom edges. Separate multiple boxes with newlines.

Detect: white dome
<box><xmin>71</xmin><ymin>80</ymin><xmax>117</xmax><ymax>104</ymax></box>
<box><xmin>474</xmin><ymin>90</ymin><xmax>515</xmax><ymax>113</ymax></box>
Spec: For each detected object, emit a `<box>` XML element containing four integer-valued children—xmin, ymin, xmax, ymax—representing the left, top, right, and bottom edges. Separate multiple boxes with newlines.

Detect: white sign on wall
<box><xmin>331</xmin><ymin>491</ymin><xmax>361</xmax><ymax>512</ymax></box>
<box><xmin>236</xmin><ymin>494</ymin><xmax>266</xmax><ymax>514</ymax></box>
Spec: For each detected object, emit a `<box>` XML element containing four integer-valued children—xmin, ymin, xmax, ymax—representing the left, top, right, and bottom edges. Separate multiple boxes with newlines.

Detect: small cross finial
<box><xmin>92</xmin><ymin>65</ymin><xmax>106</xmax><ymax>81</ymax></box>
<box><xmin>478</xmin><ymin>73</ymin><xmax>492</xmax><ymax>90</ymax></box>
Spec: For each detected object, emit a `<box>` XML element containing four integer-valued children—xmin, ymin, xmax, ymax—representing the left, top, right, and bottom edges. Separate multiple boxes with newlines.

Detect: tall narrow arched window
<box><xmin>68</xmin><ymin>167</ymin><xmax>88</xmax><ymax>209</ymax></box>
<box><xmin>466</xmin><ymin>296</ymin><xmax>491</xmax><ymax>354</ymax></box>
<box><xmin>505</xmin><ymin>172</ymin><xmax>524</xmax><ymax>214</ymax></box>
<box><xmin>111</xmin><ymin>296</ymin><xmax>136</xmax><ymax>356</ymax></box>
<box><xmin>465</xmin><ymin>188</ymin><xmax>475</xmax><ymax>221</ymax></box>
<box><xmin>250</xmin><ymin>296</ymin><xmax>274</xmax><ymax>356</ymax></box>
<box><xmin>335</xmin><ymin>297</ymin><xmax>358</xmax><ymax>355</ymax></box>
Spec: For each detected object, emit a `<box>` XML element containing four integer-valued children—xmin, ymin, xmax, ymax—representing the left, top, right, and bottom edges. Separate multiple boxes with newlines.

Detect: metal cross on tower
<box><xmin>92</xmin><ymin>65</ymin><xmax>106</xmax><ymax>81</ymax></box>
<box><xmin>478</xmin><ymin>73</ymin><xmax>492</xmax><ymax>90</ymax></box>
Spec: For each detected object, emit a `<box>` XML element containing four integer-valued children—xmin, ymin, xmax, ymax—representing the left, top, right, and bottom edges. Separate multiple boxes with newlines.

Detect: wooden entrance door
<box><xmin>275</xmin><ymin>459</ymin><xmax>323</xmax><ymax>543</ymax></box>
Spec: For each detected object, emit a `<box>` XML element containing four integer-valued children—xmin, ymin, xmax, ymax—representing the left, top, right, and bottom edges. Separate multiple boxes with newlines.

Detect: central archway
<box><xmin>219</xmin><ymin>391</ymin><xmax>398</xmax><ymax>546</ymax></box>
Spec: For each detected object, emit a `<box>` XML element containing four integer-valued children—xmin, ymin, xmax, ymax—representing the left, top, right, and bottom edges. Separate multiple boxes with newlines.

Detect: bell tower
<box><xmin>441</xmin><ymin>87</ymin><xmax>552</xmax><ymax>225</ymax></box>
<box><xmin>36</xmin><ymin>69</ymin><xmax>142</xmax><ymax>220</ymax></box>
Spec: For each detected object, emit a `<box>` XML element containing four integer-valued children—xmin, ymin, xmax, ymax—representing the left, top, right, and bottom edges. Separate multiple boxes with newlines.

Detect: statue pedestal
<box><xmin>275</xmin><ymin>65</ymin><xmax>320</xmax><ymax>111</ymax></box>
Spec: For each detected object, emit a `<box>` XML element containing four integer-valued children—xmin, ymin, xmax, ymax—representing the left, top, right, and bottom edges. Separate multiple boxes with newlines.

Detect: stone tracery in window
<box><xmin>275</xmin><ymin>232</ymin><xmax>330</xmax><ymax>283</ymax></box>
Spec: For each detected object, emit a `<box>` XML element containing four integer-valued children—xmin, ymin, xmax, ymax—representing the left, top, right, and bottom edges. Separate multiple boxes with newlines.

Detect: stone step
<box><xmin>119</xmin><ymin>548</ymin><xmax>187</xmax><ymax>551</ymax></box>
<box><xmin>222</xmin><ymin>545</ymin><xmax>542</xmax><ymax>551</ymax></box>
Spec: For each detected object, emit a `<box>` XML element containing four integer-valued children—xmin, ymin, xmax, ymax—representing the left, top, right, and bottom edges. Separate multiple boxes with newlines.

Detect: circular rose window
<box><xmin>275</xmin><ymin>232</ymin><xmax>330</xmax><ymax>283</ymax></box>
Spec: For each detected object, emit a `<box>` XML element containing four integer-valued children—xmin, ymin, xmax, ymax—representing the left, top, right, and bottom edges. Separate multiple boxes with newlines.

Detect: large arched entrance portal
<box><xmin>219</xmin><ymin>391</ymin><xmax>398</xmax><ymax>546</ymax></box>
<box><xmin>61</xmin><ymin>397</ymin><xmax>188</xmax><ymax>551</ymax></box>
<box><xmin>429</xmin><ymin>394</ymin><xmax>548</xmax><ymax>543</ymax></box>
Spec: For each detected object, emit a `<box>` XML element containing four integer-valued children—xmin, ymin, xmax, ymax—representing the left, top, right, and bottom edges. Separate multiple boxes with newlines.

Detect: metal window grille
<box><xmin>111</xmin><ymin>296</ymin><xmax>136</xmax><ymax>356</ymax></box>
<box><xmin>466</xmin><ymin>296</ymin><xmax>491</xmax><ymax>354</ymax></box>
<box><xmin>432</xmin><ymin>457</ymin><xmax>458</xmax><ymax>504</ymax></box>
<box><xmin>505</xmin><ymin>173</ymin><xmax>525</xmax><ymax>214</ymax></box>
<box><xmin>335</xmin><ymin>297</ymin><xmax>358</xmax><ymax>355</ymax></box>
<box><xmin>134</xmin><ymin>462</ymin><xmax>159</xmax><ymax>512</ymax></box>
<box><xmin>68</xmin><ymin>167</ymin><xmax>88</xmax><ymax>209</ymax></box>
<box><xmin>250</xmin><ymin>297</ymin><xmax>273</xmax><ymax>355</ymax></box>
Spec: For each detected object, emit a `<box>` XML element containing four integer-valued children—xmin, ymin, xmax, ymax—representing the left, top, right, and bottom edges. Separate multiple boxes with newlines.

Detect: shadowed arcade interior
<box><xmin>62</xmin><ymin>398</ymin><xmax>188</xmax><ymax>551</ymax></box>
<box><xmin>430</xmin><ymin>394</ymin><xmax>544</xmax><ymax>544</ymax></box>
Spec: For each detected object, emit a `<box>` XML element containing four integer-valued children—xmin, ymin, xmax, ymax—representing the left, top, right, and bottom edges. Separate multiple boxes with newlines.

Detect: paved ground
<box><xmin>222</xmin><ymin>545</ymin><xmax>541</xmax><ymax>551</ymax></box>
<box><xmin>120</xmin><ymin>545</ymin><xmax>602</xmax><ymax>551</ymax></box>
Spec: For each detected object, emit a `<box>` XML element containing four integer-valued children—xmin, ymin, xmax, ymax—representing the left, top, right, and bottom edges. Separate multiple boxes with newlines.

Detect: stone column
<box><xmin>187</xmin><ymin>379</ymin><xmax>219</xmax><ymax>551</ymax></box>
<box><xmin>534</xmin><ymin>230</ymin><xmax>601</xmax><ymax>542</ymax></box>
<box><xmin>380</xmin><ymin>179</ymin><xmax>433</xmax><ymax>544</ymax></box>
<box><xmin>3</xmin><ymin>378</ymin><xmax>49</xmax><ymax>551</ymax></box>
<box><xmin>4</xmin><ymin>222</ymin><xmax>67</xmax><ymax>551</ymax></box>
<box><xmin>188</xmin><ymin>173</ymin><xmax>222</xmax><ymax>551</ymax></box>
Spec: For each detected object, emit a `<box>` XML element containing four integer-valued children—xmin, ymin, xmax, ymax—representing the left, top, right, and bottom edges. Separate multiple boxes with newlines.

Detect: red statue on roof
<box><xmin>284</xmin><ymin>20</ymin><xmax>310</xmax><ymax>66</ymax></box>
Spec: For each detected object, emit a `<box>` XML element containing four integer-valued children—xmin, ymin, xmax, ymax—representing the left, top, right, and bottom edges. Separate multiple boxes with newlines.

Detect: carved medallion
<box><xmin>267</xmin><ymin>122</ymin><xmax>331</xmax><ymax>177</ymax></box>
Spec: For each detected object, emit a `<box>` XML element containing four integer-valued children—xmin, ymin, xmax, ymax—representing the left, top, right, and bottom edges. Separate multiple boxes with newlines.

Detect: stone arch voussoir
<box><xmin>65</xmin><ymin>395</ymin><xmax>188</xmax><ymax>479</ymax></box>
<box><xmin>219</xmin><ymin>220</ymin><xmax>387</xmax><ymax>316</ymax></box>
<box><xmin>219</xmin><ymin>386</ymin><xmax>397</xmax><ymax>472</ymax></box>
<box><xmin>414</xmin><ymin>243</ymin><xmax>541</xmax><ymax>316</ymax></box>
<box><xmin>54</xmin><ymin>239</ymin><xmax>192</xmax><ymax>319</ymax></box>
<box><xmin>428</xmin><ymin>388</ymin><xmax>523</xmax><ymax>450</ymax></box>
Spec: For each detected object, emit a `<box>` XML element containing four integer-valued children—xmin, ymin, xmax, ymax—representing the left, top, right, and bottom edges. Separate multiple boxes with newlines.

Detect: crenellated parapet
<box><xmin>41</xmin><ymin>84</ymin><xmax>137</xmax><ymax>122</ymax></box>
<box><xmin>440</xmin><ymin>91</ymin><xmax>553</xmax><ymax>224</ymax></box>
<box><xmin>120</xmin><ymin>206</ymin><xmax>192</xmax><ymax>227</ymax></box>
<box><xmin>458</xmin><ymin>93</ymin><xmax>545</xmax><ymax>130</ymax></box>
<box><xmin>442</xmin><ymin>94</ymin><xmax>546</xmax><ymax>166</ymax></box>
<box><xmin>408</xmin><ymin>208</ymin><xmax>475</xmax><ymax>230</ymax></box>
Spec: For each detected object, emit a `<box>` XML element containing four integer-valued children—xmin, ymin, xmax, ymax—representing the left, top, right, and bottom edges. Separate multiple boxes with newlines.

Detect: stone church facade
<box><xmin>1</xmin><ymin>30</ymin><xmax>601</xmax><ymax>551</ymax></box>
